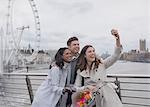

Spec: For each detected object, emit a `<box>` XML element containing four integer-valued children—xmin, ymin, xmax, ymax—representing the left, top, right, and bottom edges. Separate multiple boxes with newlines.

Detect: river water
<box><xmin>107</xmin><ymin>61</ymin><xmax>150</xmax><ymax>75</ymax></box>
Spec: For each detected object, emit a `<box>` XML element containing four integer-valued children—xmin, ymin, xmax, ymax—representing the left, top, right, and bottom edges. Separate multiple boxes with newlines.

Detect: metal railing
<box><xmin>0</xmin><ymin>73</ymin><xmax>150</xmax><ymax>107</ymax></box>
<box><xmin>107</xmin><ymin>74</ymin><xmax>150</xmax><ymax>107</ymax></box>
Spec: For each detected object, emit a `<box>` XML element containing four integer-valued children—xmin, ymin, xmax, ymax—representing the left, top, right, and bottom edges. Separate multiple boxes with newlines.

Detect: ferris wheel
<box><xmin>5</xmin><ymin>0</ymin><xmax>41</xmax><ymax>66</ymax></box>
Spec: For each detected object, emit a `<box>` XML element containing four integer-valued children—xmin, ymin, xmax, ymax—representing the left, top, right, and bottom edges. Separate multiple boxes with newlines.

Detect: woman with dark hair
<box><xmin>72</xmin><ymin>29</ymin><xmax>123</xmax><ymax>107</ymax></box>
<box><xmin>32</xmin><ymin>47</ymin><xmax>72</xmax><ymax>107</ymax></box>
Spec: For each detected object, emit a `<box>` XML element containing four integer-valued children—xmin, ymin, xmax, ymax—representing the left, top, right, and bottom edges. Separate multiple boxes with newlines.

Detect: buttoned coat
<box><xmin>72</xmin><ymin>47</ymin><xmax>123</xmax><ymax>107</ymax></box>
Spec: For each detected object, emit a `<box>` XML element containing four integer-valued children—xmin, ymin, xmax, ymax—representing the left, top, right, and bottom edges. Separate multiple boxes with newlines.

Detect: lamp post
<box><xmin>0</xmin><ymin>28</ymin><xmax>4</xmax><ymax>74</ymax></box>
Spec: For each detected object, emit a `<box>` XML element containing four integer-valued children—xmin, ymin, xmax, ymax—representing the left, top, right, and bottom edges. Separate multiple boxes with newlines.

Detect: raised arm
<box><xmin>103</xmin><ymin>29</ymin><xmax>122</xmax><ymax>69</ymax></box>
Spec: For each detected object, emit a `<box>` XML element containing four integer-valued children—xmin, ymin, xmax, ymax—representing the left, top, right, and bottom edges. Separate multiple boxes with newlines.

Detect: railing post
<box><xmin>0</xmin><ymin>75</ymin><xmax>4</xmax><ymax>96</ymax></box>
<box><xmin>25</xmin><ymin>66</ymin><xmax>34</xmax><ymax>104</ymax></box>
<box><xmin>114</xmin><ymin>77</ymin><xmax>122</xmax><ymax>101</ymax></box>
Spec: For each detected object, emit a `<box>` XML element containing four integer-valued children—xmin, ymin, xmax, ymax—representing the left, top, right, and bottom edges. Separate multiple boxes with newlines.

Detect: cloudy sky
<box><xmin>0</xmin><ymin>0</ymin><xmax>150</xmax><ymax>54</ymax></box>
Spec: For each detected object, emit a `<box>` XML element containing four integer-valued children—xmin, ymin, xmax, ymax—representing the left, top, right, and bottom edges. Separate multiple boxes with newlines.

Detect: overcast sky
<box><xmin>0</xmin><ymin>0</ymin><xmax>150</xmax><ymax>54</ymax></box>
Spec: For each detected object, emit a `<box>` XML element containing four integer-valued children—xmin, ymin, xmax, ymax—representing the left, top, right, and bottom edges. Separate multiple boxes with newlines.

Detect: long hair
<box><xmin>76</xmin><ymin>45</ymin><xmax>101</xmax><ymax>72</ymax></box>
<box><xmin>54</xmin><ymin>47</ymin><xmax>68</xmax><ymax>69</ymax></box>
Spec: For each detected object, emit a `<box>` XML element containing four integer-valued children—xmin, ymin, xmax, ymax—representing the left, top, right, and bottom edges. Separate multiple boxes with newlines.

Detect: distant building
<box><xmin>139</xmin><ymin>39</ymin><xmax>146</xmax><ymax>52</ymax></box>
<box><xmin>46</xmin><ymin>50</ymin><xmax>57</xmax><ymax>60</ymax></box>
<box><xmin>121</xmin><ymin>39</ymin><xmax>150</xmax><ymax>63</ymax></box>
<box><xmin>36</xmin><ymin>51</ymin><xmax>51</xmax><ymax>64</ymax></box>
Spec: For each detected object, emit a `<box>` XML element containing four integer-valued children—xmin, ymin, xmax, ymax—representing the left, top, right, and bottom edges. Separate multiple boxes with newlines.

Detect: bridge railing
<box><xmin>0</xmin><ymin>73</ymin><xmax>150</xmax><ymax>107</ymax></box>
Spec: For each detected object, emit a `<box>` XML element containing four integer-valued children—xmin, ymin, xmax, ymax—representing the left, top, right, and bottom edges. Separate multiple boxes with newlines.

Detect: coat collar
<box><xmin>79</xmin><ymin>69</ymin><xmax>90</xmax><ymax>77</ymax></box>
<box><xmin>79</xmin><ymin>63</ymin><xmax>96</xmax><ymax>77</ymax></box>
<box><xmin>72</xmin><ymin>53</ymin><xmax>79</xmax><ymax>60</ymax></box>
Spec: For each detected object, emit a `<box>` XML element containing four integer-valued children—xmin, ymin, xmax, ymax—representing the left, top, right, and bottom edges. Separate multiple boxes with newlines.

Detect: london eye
<box><xmin>4</xmin><ymin>0</ymin><xmax>41</xmax><ymax>69</ymax></box>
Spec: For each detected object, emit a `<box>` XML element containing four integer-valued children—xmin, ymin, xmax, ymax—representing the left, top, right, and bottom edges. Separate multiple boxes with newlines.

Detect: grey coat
<box><xmin>31</xmin><ymin>64</ymin><xmax>70</xmax><ymax>107</ymax></box>
<box><xmin>70</xmin><ymin>58</ymin><xmax>78</xmax><ymax>84</ymax></box>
